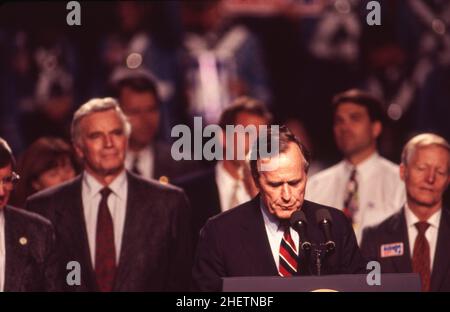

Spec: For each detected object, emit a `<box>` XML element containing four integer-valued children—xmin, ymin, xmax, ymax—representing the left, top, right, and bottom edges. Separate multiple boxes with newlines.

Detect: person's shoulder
<box><xmin>27</xmin><ymin>176</ymin><xmax>81</xmax><ymax>203</ymax></box>
<box><xmin>308</xmin><ymin>162</ymin><xmax>343</xmax><ymax>184</ymax></box>
<box><xmin>376</xmin><ymin>156</ymin><xmax>400</xmax><ymax>174</ymax></box>
<box><xmin>364</xmin><ymin>209</ymin><xmax>403</xmax><ymax>236</ymax></box>
<box><xmin>128</xmin><ymin>172</ymin><xmax>185</xmax><ymax>196</ymax></box>
<box><xmin>205</xmin><ymin>197</ymin><xmax>258</xmax><ymax>229</ymax></box>
<box><xmin>5</xmin><ymin>205</ymin><xmax>52</xmax><ymax>231</ymax></box>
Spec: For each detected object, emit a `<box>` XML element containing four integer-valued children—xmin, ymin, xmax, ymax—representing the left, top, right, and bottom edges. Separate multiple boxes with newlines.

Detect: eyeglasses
<box><xmin>0</xmin><ymin>172</ymin><xmax>20</xmax><ymax>189</ymax></box>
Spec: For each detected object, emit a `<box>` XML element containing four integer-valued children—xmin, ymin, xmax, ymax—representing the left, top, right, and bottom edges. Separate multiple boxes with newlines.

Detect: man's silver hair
<box><xmin>401</xmin><ymin>133</ymin><xmax>450</xmax><ymax>170</ymax></box>
<box><xmin>71</xmin><ymin>97</ymin><xmax>131</xmax><ymax>146</ymax></box>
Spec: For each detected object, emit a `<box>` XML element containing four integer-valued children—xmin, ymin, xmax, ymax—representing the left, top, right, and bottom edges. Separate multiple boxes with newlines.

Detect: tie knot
<box><xmin>415</xmin><ymin>221</ymin><xmax>430</xmax><ymax>235</ymax></box>
<box><xmin>100</xmin><ymin>187</ymin><xmax>112</xmax><ymax>199</ymax></box>
<box><xmin>349</xmin><ymin>167</ymin><xmax>357</xmax><ymax>179</ymax></box>
<box><xmin>279</xmin><ymin>220</ymin><xmax>291</xmax><ymax>232</ymax></box>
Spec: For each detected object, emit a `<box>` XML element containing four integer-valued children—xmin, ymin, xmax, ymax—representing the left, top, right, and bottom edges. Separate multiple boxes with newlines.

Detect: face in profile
<box><xmin>32</xmin><ymin>156</ymin><xmax>76</xmax><ymax>191</ymax></box>
<box><xmin>75</xmin><ymin>109</ymin><xmax>128</xmax><ymax>178</ymax></box>
<box><xmin>120</xmin><ymin>88</ymin><xmax>160</xmax><ymax>149</ymax></box>
<box><xmin>333</xmin><ymin>102</ymin><xmax>381</xmax><ymax>158</ymax></box>
<box><xmin>257</xmin><ymin>142</ymin><xmax>307</xmax><ymax>220</ymax></box>
<box><xmin>401</xmin><ymin>145</ymin><xmax>450</xmax><ymax>209</ymax></box>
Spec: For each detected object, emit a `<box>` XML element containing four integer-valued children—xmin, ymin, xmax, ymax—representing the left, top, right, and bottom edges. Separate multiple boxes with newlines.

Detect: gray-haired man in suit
<box><xmin>26</xmin><ymin>98</ymin><xmax>192</xmax><ymax>291</ymax></box>
<box><xmin>361</xmin><ymin>133</ymin><xmax>450</xmax><ymax>292</ymax></box>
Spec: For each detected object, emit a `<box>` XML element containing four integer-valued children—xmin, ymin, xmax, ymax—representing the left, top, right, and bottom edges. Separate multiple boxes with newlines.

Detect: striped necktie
<box><xmin>279</xmin><ymin>226</ymin><xmax>298</xmax><ymax>277</ymax></box>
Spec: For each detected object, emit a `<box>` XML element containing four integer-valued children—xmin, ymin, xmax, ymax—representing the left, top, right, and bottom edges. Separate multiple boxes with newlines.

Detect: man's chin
<box><xmin>98</xmin><ymin>165</ymin><xmax>124</xmax><ymax>176</ymax></box>
<box><xmin>410</xmin><ymin>195</ymin><xmax>440</xmax><ymax>208</ymax></box>
<box><xmin>275</xmin><ymin>208</ymin><xmax>298</xmax><ymax>220</ymax></box>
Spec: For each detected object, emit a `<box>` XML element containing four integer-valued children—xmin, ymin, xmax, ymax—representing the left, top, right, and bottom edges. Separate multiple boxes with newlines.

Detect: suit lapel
<box><xmin>239</xmin><ymin>196</ymin><xmax>278</xmax><ymax>276</ymax></box>
<box><xmin>211</xmin><ymin>174</ymin><xmax>222</xmax><ymax>215</ymax></box>
<box><xmin>58</xmin><ymin>177</ymin><xmax>96</xmax><ymax>290</ymax></box>
<box><xmin>3</xmin><ymin>207</ymin><xmax>29</xmax><ymax>291</ymax></box>
<box><xmin>152</xmin><ymin>144</ymin><xmax>162</xmax><ymax>180</ymax></box>
<box><xmin>430</xmin><ymin>209</ymin><xmax>450</xmax><ymax>291</ymax></box>
<box><xmin>113</xmin><ymin>174</ymin><xmax>147</xmax><ymax>290</ymax></box>
<box><xmin>387</xmin><ymin>209</ymin><xmax>413</xmax><ymax>273</ymax></box>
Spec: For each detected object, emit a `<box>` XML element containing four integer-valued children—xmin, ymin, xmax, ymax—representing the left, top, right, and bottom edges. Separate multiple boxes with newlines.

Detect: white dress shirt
<box><xmin>0</xmin><ymin>210</ymin><xmax>5</xmax><ymax>292</ymax></box>
<box><xmin>404</xmin><ymin>204</ymin><xmax>441</xmax><ymax>272</ymax></box>
<box><xmin>215</xmin><ymin>161</ymin><xmax>251</xmax><ymax>212</ymax></box>
<box><xmin>82</xmin><ymin>170</ymin><xmax>128</xmax><ymax>268</ymax></box>
<box><xmin>305</xmin><ymin>152</ymin><xmax>406</xmax><ymax>244</ymax></box>
<box><xmin>125</xmin><ymin>145</ymin><xmax>154</xmax><ymax>180</ymax></box>
<box><xmin>260</xmin><ymin>201</ymin><xmax>299</xmax><ymax>270</ymax></box>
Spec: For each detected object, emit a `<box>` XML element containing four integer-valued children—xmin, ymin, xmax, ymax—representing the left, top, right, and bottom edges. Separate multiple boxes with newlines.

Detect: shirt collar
<box><xmin>83</xmin><ymin>170</ymin><xmax>127</xmax><ymax>200</ymax></box>
<box><xmin>343</xmin><ymin>152</ymin><xmax>379</xmax><ymax>178</ymax></box>
<box><xmin>260</xmin><ymin>197</ymin><xmax>285</xmax><ymax>233</ymax></box>
<box><xmin>404</xmin><ymin>203</ymin><xmax>442</xmax><ymax>230</ymax></box>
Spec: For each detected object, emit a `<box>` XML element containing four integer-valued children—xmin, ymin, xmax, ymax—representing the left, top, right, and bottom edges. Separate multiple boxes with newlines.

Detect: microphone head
<box><xmin>290</xmin><ymin>210</ymin><xmax>308</xmax><ymax>227</ymax></box>
<box><xmin>316</xmin><ymin>209</ymin><xmax>335</xmax><ymax>251</ymax></box>
<box><xmin>290</xmin><ymin>210</ymin><xmax>311</xmax><ymax>251</ymax></box>
<box><xmin>315</xmin><ymin>208</ymin><xmax>333</xmax><ymax>225</ymax></box>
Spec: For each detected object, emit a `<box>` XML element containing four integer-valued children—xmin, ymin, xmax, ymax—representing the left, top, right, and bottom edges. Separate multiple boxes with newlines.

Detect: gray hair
<box><xmin>250</xmin><ymin>125</ymin><xmax>310</xmax><ymax>183</ymax></box>
<box><xmin>71</xmin><ymin>97</ymin><xmax>131</xmax><ymax>146</ymax></box>
<box><xmin>401</xmin><ymin>133</ymin><xmax>450</xmax><ymax>170</ymax></box>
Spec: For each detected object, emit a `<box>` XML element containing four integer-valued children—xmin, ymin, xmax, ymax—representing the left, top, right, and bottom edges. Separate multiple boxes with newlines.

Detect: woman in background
<box><xmin>11</xmin><ymin>137</ymin><xmax>78</xmax><ymax>207</ymax></box>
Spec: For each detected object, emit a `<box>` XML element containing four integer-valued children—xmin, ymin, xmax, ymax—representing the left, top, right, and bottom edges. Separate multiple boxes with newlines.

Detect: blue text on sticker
<box><xmin>380</xmin><ymin>242</ymin><xmax>404</xmax><ymax>258</ymax></box>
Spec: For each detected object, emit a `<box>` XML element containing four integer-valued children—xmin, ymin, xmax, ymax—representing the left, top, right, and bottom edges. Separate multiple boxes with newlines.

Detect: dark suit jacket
<box><xmin>174</xmin><ymin>168</ymin><xmax>221</xmax><ymax>247</ymax></box>
<box><xmin>360</xmin><ymin>208</ymin><xmax>450</xmax><ymax>292</ymax></box>
<box><xmin>152</xmin><ymin>141</ymin><xmax>203</xmax><ymax>183</ymax></box>
<box><xmin>3</xmin><ymin>206</ymin><xmax>62</xmax><ymax>291</ymax></box>
<box><xmin>25</xmin><ymin>172</ymin><xmax>193</xmax><ymax>292</ymax></box>
<box><xmin>191</xmin><ymin>197</ymin><xmax>366</xmax><ymax>291</ymax></box>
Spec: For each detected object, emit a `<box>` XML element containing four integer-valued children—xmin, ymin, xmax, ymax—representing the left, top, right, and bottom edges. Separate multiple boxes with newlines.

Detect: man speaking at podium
<box><xmin>191</xmin><ymin>126</ymin><xmax>366</xmax><ymax>291</ymax></box>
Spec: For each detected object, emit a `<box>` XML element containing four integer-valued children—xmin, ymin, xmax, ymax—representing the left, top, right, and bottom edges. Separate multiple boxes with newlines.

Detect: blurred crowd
<box><xmin>1</xmin><ymin>1</ymin><xmax>449</xmax><ymax>158</ymax></box>
<box><xmin>0</xmin><ymin>0</ymin><xmax>449</xmax><ymax>209</ymax></box>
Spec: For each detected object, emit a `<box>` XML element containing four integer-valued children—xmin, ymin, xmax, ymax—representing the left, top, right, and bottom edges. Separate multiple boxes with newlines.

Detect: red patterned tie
<box><xmin>343</xmin><ymin>168</ymin><xmax>358</xmax><ymax>223</ymax></box>
<box><xmin>279</xmin><ymin>226</ymin><xmax>298</xmax><ymax>277</ymax></box>
<box><xmin>95</xmin><ymin>187</ymin><xmax>116</xmax><ymax>292</ymax></box>
<box><xmin>412</xmin><ymin>221</ymin><xmax>431</xmax><ymax>292</ymax></box>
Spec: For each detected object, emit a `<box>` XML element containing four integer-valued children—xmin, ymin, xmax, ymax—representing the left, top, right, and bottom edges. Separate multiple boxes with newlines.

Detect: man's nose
<box><xmin>281</xmin><ymin>184</ymin><xmax>291</xmax><ymax>201</ymax></box>
<box><xmin>0</xmin><ymin>183</ymin><xmax>6</xmax><ymax>196</ymax></box>
<box><xmin>338</xmin><ymin>121</ymin><xmax>352</xmax><ymax>132</ymax></box>
<box><xmin>426</xmin><ymin>168</ymin><xmax>437</xmax><ymax>184</ymax></box>
<box><xmin>103</xmin><ymin>135</ymin><xmax>114</xmax><ymax>147</ymax></box>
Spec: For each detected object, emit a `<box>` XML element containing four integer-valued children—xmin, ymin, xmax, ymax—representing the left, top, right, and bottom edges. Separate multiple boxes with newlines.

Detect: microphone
<box><xmin>289</xmin><ymin>210</ymin><xmax>312</xmax><ymax>251</ymax></box>
<box><xmin>315</xmin><ymin>209</ymin><xmax>336</xmax><ymax>252</ymax></box>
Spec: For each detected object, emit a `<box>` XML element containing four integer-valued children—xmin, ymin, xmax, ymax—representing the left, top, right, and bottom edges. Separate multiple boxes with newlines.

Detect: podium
<box><xmin>222</xmin><ymin>273</ymin><xmax>421</xmax><ymax>292</ymax></box>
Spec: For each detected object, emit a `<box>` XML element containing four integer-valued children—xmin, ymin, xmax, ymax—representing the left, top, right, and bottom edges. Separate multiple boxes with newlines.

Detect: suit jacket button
<box><xmin>19</xmin><ymin>237</ymin><xmax>28</xmax><ymax>245</ymax></box>
<box><xmin>159</xmin><ymin>176</ymin><xmax>169</xmax><ymax>185</ymax></box>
